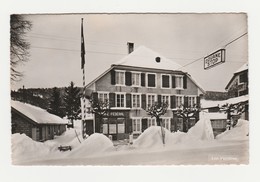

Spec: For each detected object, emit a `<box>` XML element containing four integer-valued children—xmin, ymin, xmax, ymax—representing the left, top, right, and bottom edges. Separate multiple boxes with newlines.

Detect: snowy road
<box><xmin>17</xmin><ymin>140</ymin><xmax>248</xmax><ymax>165</ymax></box>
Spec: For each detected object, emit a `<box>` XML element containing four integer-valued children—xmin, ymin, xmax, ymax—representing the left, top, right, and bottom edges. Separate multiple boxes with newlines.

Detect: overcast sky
<box><xmin>12</xmin><ymin>13</ymin><xmax>248</xmax><ymax>91</ymax></box>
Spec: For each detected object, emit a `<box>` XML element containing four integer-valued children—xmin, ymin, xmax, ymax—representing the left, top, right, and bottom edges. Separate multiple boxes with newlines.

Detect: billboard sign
<box><xmin>204</xmin><ymin>49</ymin><xmax>225</xmax><ymax>70</ymax></box>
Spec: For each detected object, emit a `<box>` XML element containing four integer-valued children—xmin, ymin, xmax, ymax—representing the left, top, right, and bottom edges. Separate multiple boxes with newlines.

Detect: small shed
<box><xmin>11</xmin><ymin>100</ymin><xmax>67</xmax><ymax>141</ymax></box>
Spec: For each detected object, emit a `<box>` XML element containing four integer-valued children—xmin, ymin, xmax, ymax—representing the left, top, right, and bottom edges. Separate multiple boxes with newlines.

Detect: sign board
<box><xmin>204</xmin><ymin>49</ymin><xmax>225</xmax><ymax>70</ymax></box>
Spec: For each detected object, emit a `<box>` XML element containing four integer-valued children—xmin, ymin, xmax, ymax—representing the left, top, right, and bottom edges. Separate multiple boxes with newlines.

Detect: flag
<box><xmin>81</xmin><ymin>18</ymin><xmax>85</xmax><ymax>69</ymax></box>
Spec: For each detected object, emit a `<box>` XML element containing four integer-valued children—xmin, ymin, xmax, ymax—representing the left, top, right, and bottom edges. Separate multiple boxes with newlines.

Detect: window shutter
<box><xmin>141</xmin><ymin>94</ymin><xmax>146</xmax><ymax>110</ymax></box>
<box><xmin>173</xmin><ymin>113</ymin><xmax>178</xmax><ymax>132</ymax></box>
<box><xmin>126</xmin><ymin>93</ymin><xmax>132</xmax><ymax>108</ymax></box>
<box><xmin>184</xmin><ymin>96</ymin><xmax>188</xmax><ymax>108</ymax></box>
<box><xmin>109</xmin><ymin>93</ymin><xmax>115</xmax><ymax>107</ymax></box>
<box><xmin>93</xmin><ymin>92</ymin><xmax>98</xmax><ymax>103</ymax></box>
<box><xmin>170</xmin><ymin>95</ymin><xmax>176</xmax><ymax>109</ymax></box>
<box><xmin>170</xmin><ymin>118</ymin><xmax>174</xmax><ymax>132</ymax></box>
<box><xmin>141</xmin><ymin>73</ymin><xmax>145</xmax><ymax>87</ymax></box>
<box><xmin>148</xmin><ymin>74</ymin><xmax>155</xmax><ymax>87</ymax></box>
<box><xmin>125</xmin><ymin>71</ymin><xmax>132</xmax><ymax>86</ymax></box>
<box><xmin>141</xmin><ymin>118</ymin><xmax>148</xmax><ymax>132</ymax></box>
<box><xmin>111</xmin><ymin>70</ymin><xmax>115</xmax><ymax>85</ymax></box>
<box><xmin>128</xmin><ymin>119</ymin><xmax>133</xmax><ymax>133</ymax></box>
<box><xmin>172</xmin><ymin>75</ymin><xmax>176</xmax><ymax>88</ymax></box>
<box><xmin>162</xmin><ymin>75</ymin><xmax>169</xmax><ymax>88</ymax></box>
<box><xmin>196</xmin><ymin>96</ymin><xmax>200</xmax><ymax>108</ymax></box>
<box><xmin>158</xmin><ymin>95</ymin><xmax>161</xmax><ymax>107</ymax></box>
<box><xmin>183</xmin><ymin>75</ymin><xmax>187</xmax><ymax>89</ymax></box>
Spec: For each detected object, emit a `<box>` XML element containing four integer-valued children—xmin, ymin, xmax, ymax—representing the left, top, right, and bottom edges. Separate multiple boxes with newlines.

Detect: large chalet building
<box><xmin>82</xmin><ymin>44</ymin><xmax>205</xmax><ymax>140</ymax></box>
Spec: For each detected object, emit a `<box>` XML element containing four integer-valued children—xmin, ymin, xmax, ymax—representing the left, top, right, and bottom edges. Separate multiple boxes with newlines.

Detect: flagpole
<box><xmin>81</xmin><ymin>18</ymin><xmax>87</xmax><ymax>139</ymax></box>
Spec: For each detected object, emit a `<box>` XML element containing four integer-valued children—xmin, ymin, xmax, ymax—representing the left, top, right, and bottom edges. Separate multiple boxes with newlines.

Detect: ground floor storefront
<box><xmin>82</xmin><ymin>109</ymin><xmax>200</xmax><ymax>140</ymax></box>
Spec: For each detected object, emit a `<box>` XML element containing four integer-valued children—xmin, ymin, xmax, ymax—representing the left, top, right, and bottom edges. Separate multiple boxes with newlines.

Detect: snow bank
<box><xmin>69</xmin><ymin>133</ymin><xmax>114</xmax><ymax>157</ymax></box>
<box><xmin>216</xmin><ymin>119</ymin><xmax>249</xmax><ymax>140</ymax></box>
<box><xmin>133</xmin><ymin>126</ymin><xmax>172</xmax><ymax>149</ymax></box>
<box><xmin>184</xmin><ymin>115</ymin><xmax>214</xmax><ymax>141</ymax></box>
<box><xmin>134</xmin><ymin>115</ymin><xmax>214</xmax><ymax>149</ymax></box>
<box><xmin>12</xmin><ymin>133</ymin><xmax>51</xmax><ymax>163</ymax></box>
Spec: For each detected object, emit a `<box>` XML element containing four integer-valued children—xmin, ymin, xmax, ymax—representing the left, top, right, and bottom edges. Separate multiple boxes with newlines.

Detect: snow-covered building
<box><xmin>226</xmin><ymin>62</ymin><xmax>248</xmax><ymax>97</ymax></box>
<box><xmin>82</xmin><ymin>44</ymin><xmax>205</xmax><ymax>140</ymax></box>
<box><xmin>11</xmin><ymin>100</ymin><xmax>67</xmax><ymax>141</ymax></box>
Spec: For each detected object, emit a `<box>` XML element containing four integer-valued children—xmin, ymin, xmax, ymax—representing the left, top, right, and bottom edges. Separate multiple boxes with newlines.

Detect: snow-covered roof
<box><xmin>234</xmin><ymin>62</ymin><xmax>248</xmax><ymax>74</ymax></box>
<box><xmin>201</xmin><ymin>95</ymin><xmax>248</xmax><ymax>109</ymax></box>
<box><xmin>11</xmin><ymin>100</ymin><xmax>67</xmax><ymax>125</ymax></box>
<box><xmin>113</xmin><ymin>46</ymin><xmax>182</xmax><ymax>71</ymax></box>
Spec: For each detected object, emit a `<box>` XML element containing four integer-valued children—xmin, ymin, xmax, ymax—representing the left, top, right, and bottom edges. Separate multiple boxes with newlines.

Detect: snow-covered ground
<box><xmin>12</xmin><ymin>117</ymin><xmax>249</xmax><ymax>165</ymax></box>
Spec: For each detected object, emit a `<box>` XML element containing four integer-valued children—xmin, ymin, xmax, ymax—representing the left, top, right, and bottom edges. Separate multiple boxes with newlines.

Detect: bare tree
<box><xmin>220</xmin><ymin>101</ymin><xmax>246</xmax><ymax>130</ymax></box>
<box><xmin>146</xmin><ymin>102</ymin><xmax>168</xmax><ymax>145</ymax></box>
<box><xmin>89</xmin><ymin>93</ymin><xmax>110</xmax><ymax>133</ymax></box>
<box><xmin>175</xmin><ymin>104</ymin><xmax>200</xmax><ymax>132</ymax></box>
<box><xmin>10</xmin><ymin>14</ymin><xmax>32</xmax><ymax>82</ymax></box>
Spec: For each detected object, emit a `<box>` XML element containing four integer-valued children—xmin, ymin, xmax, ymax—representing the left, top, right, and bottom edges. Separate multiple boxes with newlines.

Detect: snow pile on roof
<box><xmin>201</xmin><ymin>95</ymin><xmax>249</xmax><ymax>109</ymax></box>
<box><xmin>69</xmin><ymin>133</ymin><xmax>114</xmax><ymax>157</ymax></box>
<box><xmin>12</xmin><ymin>133</ymin><xmax>51</xmax><ymax>163</ymax></box>
<box><xmin>235</xmin><ymin>62</ymin><xmax>248</xmax><ymax>74</ymax></box>
<box><xmin>11</xmin><ymin>100</ymin><xmax>67</xmax><ymax>124</ymax></box>
<box><xmin>216</xmin><ymin>119</ymin><xmax>249</xmax><ymax>140</ymax></box>
<box><xmin>114</xmin><ymin>46</ymin><xmax>182</xmax><ymax>71</ymax></box>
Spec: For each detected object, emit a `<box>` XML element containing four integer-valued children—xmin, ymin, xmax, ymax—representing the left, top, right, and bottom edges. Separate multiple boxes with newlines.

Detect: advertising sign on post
<box><xmin>204</xmin><ymin>49</ymin><xmax>225</xmax><ymax>70</ymax></box>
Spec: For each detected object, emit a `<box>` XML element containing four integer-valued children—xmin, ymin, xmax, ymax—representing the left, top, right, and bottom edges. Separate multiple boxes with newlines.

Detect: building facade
<box><xmin>82</xmin><ymin>46</ymin><xmax>205</xmax><ymax>140</ymax></box>
<box><xmin>226</xmin><ymin>62</ymin><xmax>248</xmax><ymax>98</ymax></box>
<box><xmin>11</xmin><ymin>101</ymin><xmax>67</xmax><ymax>141</ymax></box>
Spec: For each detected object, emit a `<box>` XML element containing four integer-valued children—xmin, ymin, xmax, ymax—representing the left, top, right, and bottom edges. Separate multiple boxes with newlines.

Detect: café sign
<box><xmin>204</xmin><ymin>49</ymin><xmax>225</xmax><ymax>70</ymax></box>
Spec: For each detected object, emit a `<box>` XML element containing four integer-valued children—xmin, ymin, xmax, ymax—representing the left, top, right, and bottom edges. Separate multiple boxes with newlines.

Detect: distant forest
<box><xmin>11</xmin><ymin>87</ymin><xmax>83</xmax><ymax>110</ymax></box>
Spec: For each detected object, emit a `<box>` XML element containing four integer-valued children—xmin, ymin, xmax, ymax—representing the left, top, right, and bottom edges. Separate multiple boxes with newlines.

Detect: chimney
<box><xmin>127</xmin><ymin>42</ymin><xmax>134</xmax><ymax>54</ymax></box>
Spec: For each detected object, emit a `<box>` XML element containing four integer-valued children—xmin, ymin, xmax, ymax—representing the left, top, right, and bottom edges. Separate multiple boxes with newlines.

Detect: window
<box><xmin>211</xmin><ymin>119</ymin><xmax>227</xmax><ymax>129</ymax></box>
<box><xmin>98</xmin><ymin>92</ymin><xmax>109</xmax><ymax>102</ymax></box>
<box><xmin>162</xmin><ymin>74</ymin><xmax>170</xmax><ymax>88</ymax></box>
<box><xmin>161</xmin><ymin>95</ymin><xmax>170</xmax><ymax>105</ymax></box>
<box><xmin>132</xmin><ymin>94</ymin><xmax>141</xmax><ymax>108</ymax></box>
<box><xmin>176</xmin><ymin>95</ymin><xmax>184</xmax><ymax>108</ymax></box>
<box><xmin>162</xmin><ymin>118</ymin><xmax>171</xmax><ymax>130</ymax></box>
<box><xmin>116</xmin><ymin>93</ymin><xmax>125</xmax><ymax>107</ymax></box>
<box><xmin>175</xmin><ymin>75</ymin><xmax>183</xmax><ymax>89</ymax></box>
<box><xmin>148</xmin><ymin>118</ymin><xmax>156</xmax><ymax>127</ymax></box>
<box><xmin>239</xmin><ymin>72</ymin><xmax>247</xmax><ymax>84</ymax></box>
<box><xmin>147</xmin><ymin>73</ymin><xmax>156</xmax><ymax>87</ymax></box>
<box><xmin>188</xmin><ymin>96</ymin><xmax>196</xmax><ymax>107</ymax></box>
<box><xmin>115</xmin><ymin>71</ymin><xmax>125</xmax><ymax>85</ymax></box>
<box><xmin>132</xmin><ymin>72</ymin><xmax>141</xmax><ymax>86</ymax></box>
<box><xmin>147</xmin><ymin>94</ymin><xmax>157</xmax><ymax>108</ymax></box>
<box><xmin>132</xmin><ymin>118</ymin><xmax>142</xmax><ymax>133</ymax></box>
